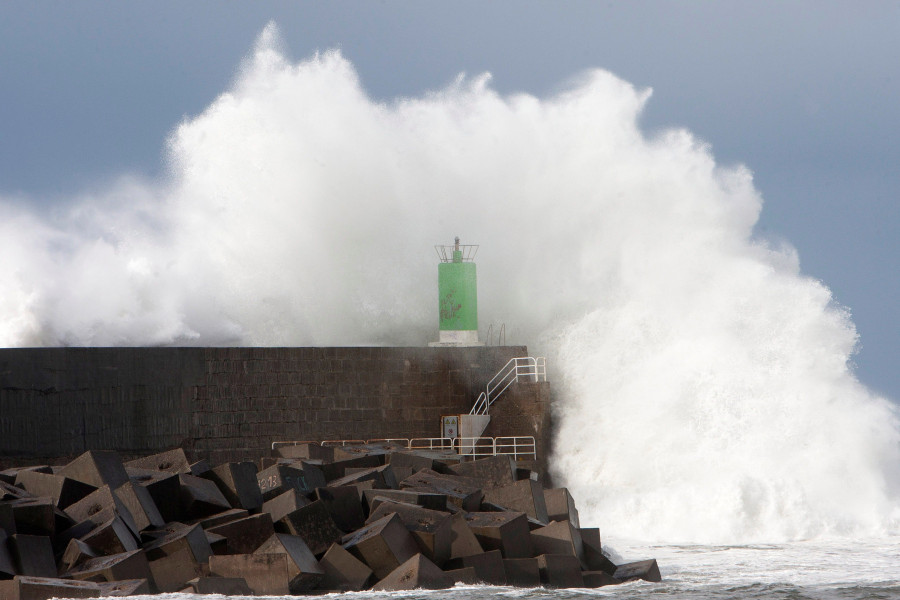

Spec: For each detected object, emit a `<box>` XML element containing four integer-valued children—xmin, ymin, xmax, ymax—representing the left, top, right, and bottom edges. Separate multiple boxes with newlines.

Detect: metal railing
<box><xmin>271</xmin><ymin>436</ymin><xmax>537</xmax><ymax>461</ymax></box>
<box><xmin>485</xmin><ymin>323</ymin><xmax>506</xmax><ymax>346</ymax></box>
<box><xmin>470</xmin><ymin>356</ymin><xmax>546</xmax><ymax>415</ymax></box>
<box><xmin>272</xmin><ymin>439</ymin><xmax>409</xmax><ymax>450</ymax></box>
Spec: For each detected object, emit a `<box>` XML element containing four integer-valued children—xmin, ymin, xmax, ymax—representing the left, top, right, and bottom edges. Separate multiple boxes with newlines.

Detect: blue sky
<box><xmin>1</xmin><ymin>2</ymin><xmax>898</xmax><ymax>399</ymax></box>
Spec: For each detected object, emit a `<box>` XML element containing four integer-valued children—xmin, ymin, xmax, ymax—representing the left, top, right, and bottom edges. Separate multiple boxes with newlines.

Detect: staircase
<box><xmin>461</xmin><ymin>357</ymin><xmax>546</xmax><ymax>444</ymax></box>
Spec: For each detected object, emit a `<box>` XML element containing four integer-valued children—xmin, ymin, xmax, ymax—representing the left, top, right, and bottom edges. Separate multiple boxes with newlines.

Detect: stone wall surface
<box><xmin>0</xmin><ymin>346</ymin><xmax>550</xmax><ymax>468</ymax></box>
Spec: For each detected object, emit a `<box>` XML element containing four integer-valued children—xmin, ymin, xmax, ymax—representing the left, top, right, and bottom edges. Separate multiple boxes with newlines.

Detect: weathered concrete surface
<box><xmin>0</xmin><ymin>446</ymin><xmax>662</xmax><ymax>596</ymax></box>
<box><xmin>371</xmin><ymin>553</ymin><xmax>453</xmax><ymax>591</ymax></box>
<box><xmin>0</xmin><ymin>346</ymin><xmax>530</xmax><ymax>465</ymax></box>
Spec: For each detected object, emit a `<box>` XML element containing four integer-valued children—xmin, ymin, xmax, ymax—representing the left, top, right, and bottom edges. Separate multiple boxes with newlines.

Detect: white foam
<box><xmin>2</xmin><ymin>23</ymin><xmax>898</xmax><ymax>545</ymax></box>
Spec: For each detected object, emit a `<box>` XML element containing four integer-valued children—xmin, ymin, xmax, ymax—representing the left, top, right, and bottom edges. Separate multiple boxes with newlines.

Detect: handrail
<box><xmin>321</xmin><ymin>439</ymin><xmax>366</xmax><ymax>447</ymax></box>
<box><xmin>455</xmin><ymin>436</ymin><xmax>496</xmax><ymax>457</ymax></box>
<box><xmin>470</xmin><ymin>356</ymin><xmax>546</xmax><ymax>415</ymax></box>
<box><xmin>409</xmin><ymin>437</ymin><xmax>456</xmax><ymax>452</ymax></box>
<box><xmin>494</xmin><ymin>436</ymin><xmax>536</xmax><ymax>461</ymax></box>
<box><xmin>271</xmin><ymin>436</ymin><xmax>537</xmax><ymax>460</ymax></box>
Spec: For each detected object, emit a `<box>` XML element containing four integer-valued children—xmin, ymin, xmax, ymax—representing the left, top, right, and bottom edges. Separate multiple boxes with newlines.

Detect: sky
<box><xmin>1</xmin><ymin>1</ymin><xmax>898</xmax><ymax>400</ymax></box>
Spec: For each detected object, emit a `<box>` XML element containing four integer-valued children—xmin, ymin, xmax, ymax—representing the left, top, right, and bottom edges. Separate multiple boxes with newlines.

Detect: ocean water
<box><xmin>2</xmin><ymin>23</ymin><xmax>899</xmax><ymax>598</ymax></box>
<box><xmin>110</xmin><ymin>538</ymin><xmax>900</xmax><ymax>599</ymax></box>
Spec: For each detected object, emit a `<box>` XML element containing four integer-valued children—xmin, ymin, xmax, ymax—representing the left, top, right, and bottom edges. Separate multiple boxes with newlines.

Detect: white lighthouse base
<box><xmin>429</xmin><ymin>330</ymin><xmax>484</xmax><ymax>347</ymax></box>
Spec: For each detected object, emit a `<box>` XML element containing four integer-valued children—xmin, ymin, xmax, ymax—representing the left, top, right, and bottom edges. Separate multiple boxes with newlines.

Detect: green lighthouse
<box><xmin>431</xmin><ymin>237</ymin><xmax>483</xmax><ymax>346</ymax></box>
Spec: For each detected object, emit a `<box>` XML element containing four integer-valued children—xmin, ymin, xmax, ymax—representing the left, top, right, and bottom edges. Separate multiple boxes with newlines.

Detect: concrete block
<box><xmin>449</xmin><ymin>455</ymin><xmax>517</xmax><ymax>489</ymax></box>
<box><xmin>504</xmin><ymin>557</ymin><xmax>541</xmax><ymax>587</ymax></box>
<box><xmin>341</xmin><ymin>513</ymin><xmax>419</xmax><ymax>579</ymax></box>
<box><xmin>143</xmin><ymin>523</ymin><xmax>213</xmax><ymax>592</ymax></box>
<box><xmin>515</xmin><ymin>466</ymin><xmax>536</xmax><ymax>481</ymax></box>
<box><xmin>95</xmin><ymin>578</ymin><xmax>152</xmax><ymax>596</ymax></box>
<box><xmin>315</xmin><ymin>486</ymin><xmax>365</xmax><ymax>532</ymax></box>
<box><xmin>329</xmin><ymin>464</ymin><xmax>398</xmax><ymax>490</ymax></box>
<box><xmin>147</xmin><ymin>547</ymin><xmax>204</xmax><ymax>593</ymax></box>
<box><xmin>13</xmin><ymin>471</ymin><xmax>96</xmax><ymax>510</ymax></box>
<box><xmin>583</xmin><ymin>570</ymin><xmax>619</xmax><ymax>587</ymax></box>
<box><xmin>464</xmin><ymin>511</ymin><xmax>533</xmax><ymax>559</ymax></box>
<box><xmin>276</xmin><ymin>500</ymin><xmax>343</xmax><ymax>555</ymax></box>
<box><xmin>274</xmin><ymin>443</ymin><xmax>334</xmax><ymax>462</ymax></box>
<box><xmin>445</xmin><ymin>566</ymin><xmax>480</xmax><ymax>584</ymax></box>
<box><xmin>6</xmin><ymin>498</ymin><xmax>56</xmax><ymax>536</ymax></box>
<box><xmin>8</xmin><ymin>534</ymin><xmax>57</xmax><ymax>578</ymax></box>
<box><xmin>371</xmin><ymin>553</ymin><xmax>452</xmax><ymax>591</ymax></box>
<box><xmin>536</xmin><ymin>554</ymin><xmax>584</xmax><ymax>588</ymax></box>
<box><xmin>400</xmin><ymin>469</ymin><xmax>484</xmax><ymax>511</ymax></box>
<box><xmin>449</xmin><ymin>512</ymin><xmax>483</xmax><ymax>559</ymax></box>
<box><xmin>254</xmin><ymin>533</ymin><xmax>325</xmax><ymax>592</ymax></box>
<box><xmin>367</xmin><ymin>500</ymin><xmax>452</xmax><ymax>566</ymax></box>
<box><xmin>579</xmin><ymin>526</ymin><xmax>601</xmax><ymax>551</ymax></box>
<box><xmin>543</xmin><ymin>488</ymin><xmax>580</xmax><ymax>528</ymax></box>
<box><xmin>262</xmin><ymin>489</ymin><xmax>310</xmax><ymax>522</ymax></box>
<box><xmin>392</xmin><ymin>466</ymin><xmax>414</xmax><ymax>483</ymax></box>
<box><xmin>322</xmin><ymin>455</ymin><xmax>383</xmax><ymax>482</ymax></box>
<box><xmin>207</xmin><ymin>513</ymin><xmax>275</xmax><ymax>554</ymax></box>
<box><xmin>126</xmin><ymin>468</ymin><xmax>182</xmax><ymax>523</ymax></box>
<box><xmin>184</xmin><ymin>576</ymin><xmax>252</xmax><ymax>595</ymax></box>
<box><xmin>201</xmin><ymin>462</ymin><xmax>262</xmax><ymax>511</ymax></box>
<box><xmin>387</xmin><ymin>451</ymin><xmax>442</xmax><ymax>474</ymax></box>
<box><xmin>362</xmin><ymin>488</ymin><xmax>448</xmax><ymax>513</ymax></box>
<box><xmin>317</xmin><ymin>542</ymin><xmax>373</xmax><ymax>592</ymax></box>
<box><xmin>341</xmin><ymin>479</ymin><xmax>376</xmax><ymax>500</ymax></box>
<box><xmin>581</xmin><ymin>530</ymin><xmax>616</xmax><ymax>575</ymax></box>
<box><xmin>2</xmin><ymin>466</ymin><xmax>52</xmax><ymax>482</ymax></box>
<box><xmin>113</xmin><ymin>482</ymin><xmax>164</xmax><ymax>532</ymax></box>
<box><xmin>189</xmin><ymin>459</ymin><xmax>211</xmax><ymax>476</ymax></box>
<box><xmin>59</xmin><ymin>451</ymin><xmax>129</xmax><ymax>491</ymax></box>
<box><xmin>1</xmin><ymin>482</ymin><xmax>30</xmax><ymax>503</ymax></box>
<box><xmin>125</xmin><ymin>449</ymin><xmax>191</xmax><ymax>474</ymax></box>
<box><xmin>191</xmin><ymin>508</ymin><xmax>250</xmax><ymax>530</ymax></box>
<box><xmin>483</xmin><ymin>480</ymin><xmax>549</xmax><ymax>523</ymax></box>
<box><xmin>0</xmin><ymin>529</ymin><xmax>17</xmax><ymax>578</ymax></box>
<box><xmin>208</xmin><ymin>553</ymin><xmax>292</xmax><ymax>595</ymax></box>
<box><xmin>142</xmin><ymin>522</ymin><xmax>212</xmax><ymax>566</ymax></box>
<box><xmin>259</xmin><ymin>457</ymin><xmax>279</xmax><ymax>470</ymax></box>
<box><xmin>177</xmin><ymin>474</ymin><xmax>231</xmax><ymax>519</ymax></box>
<box><xmin>59</xmin><ymin>538</ymin><xmax>99</xmax><ymax>573</ymax></box>
<box><xmin>0</xmin><ymin>502</ymin><xmax>16</xmax><ymax>534</ymax></box>
<box><xmin>530</xmin><ymin>520</ymin><xmax>584</xmax><ymax>562</ymax></box>
<box><xmin>52</xmin><ymin>520</ymin><xmax>94</xmax><ymax>556</ymax></box>
<box><xmin>257</xmin><ymin>463</ymin><xmax>325</xmax><ymax>502</ymax></box>
<box><xmin>205</xmin><ymin>530</ymin><xmax>228</xmax><ymax>554</ymax></box>
<box><xmin>445</xmin><ymin>548</ymin><xmax>506</xmax><ymax>585</ymax></box>
<box><xmin>66</xmin><ymin>549</ymin><xmax>153</xmax><ymax>586</ymax></box>
<box><xmin>258</xmin><ymin>464</ymin><xmax>303</xmax><ymax>501</ymax></box>
<box><xmin>299</xmin><ymin>461</ymin><xmax>328</xmax><ymax>490</ymax></box>
<box><xmin>0</xmin><ymin>575</ymin><xmax>101</xmax><ymax>599</ymax></box>
<box><xmin>78</xmin><ymin>515</ymin><xmax>138</xmax><ymax>555</ymax></box>
<box><xmin>614</xmin><ymin>559</ymin><xmax>662</xmax><ymax>583</ymax></box>
<box><xmin>389</xmin><ymin>450</ymin><xmax>461</xmax><ymax>473</ymax></box>
<box><xmin>64</xmin><ymin>486</ymin><xmax>140</xmax><ymax>539</ymax></box>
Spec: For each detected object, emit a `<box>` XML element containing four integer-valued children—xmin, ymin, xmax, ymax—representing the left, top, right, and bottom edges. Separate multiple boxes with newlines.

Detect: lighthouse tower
<box><xmin>430</xmin><ymin>237</ymin><xmax>483</xmax><ymax>347</ymax></box>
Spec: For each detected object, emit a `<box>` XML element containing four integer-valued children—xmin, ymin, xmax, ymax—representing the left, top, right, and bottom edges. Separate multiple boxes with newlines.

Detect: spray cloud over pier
<box><xmin>1</xmin><ymin>24</ymin><xmax>898</xmax><ymax>544</ymax></box>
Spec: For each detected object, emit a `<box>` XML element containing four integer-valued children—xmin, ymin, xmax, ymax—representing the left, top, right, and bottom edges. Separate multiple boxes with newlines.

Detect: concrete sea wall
<box><xmin>0</xmin><ymin>346</ymin><xmax>551</xmax><ymax>468</ymax></box>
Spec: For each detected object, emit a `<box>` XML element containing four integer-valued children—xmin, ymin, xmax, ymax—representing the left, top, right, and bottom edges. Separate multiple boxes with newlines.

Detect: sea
<box><xmin>109</xmin><ymin>537</ymin><xmax>899</xmax><ymax>600</ymax></box>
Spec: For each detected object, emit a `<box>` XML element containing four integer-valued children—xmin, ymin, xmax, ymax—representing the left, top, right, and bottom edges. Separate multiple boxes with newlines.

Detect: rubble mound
<box><xmin>0</xmin><ymin>446</ymin><xmax>660</xmax><ymax>596</ymax></box>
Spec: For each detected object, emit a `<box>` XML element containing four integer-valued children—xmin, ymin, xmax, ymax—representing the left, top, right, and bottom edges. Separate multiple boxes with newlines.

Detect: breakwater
<box><xmin>0</xmin><ymin>346</ymin><xmax>551</xmax><ymax>470</ymax></box>
<box><xmin>0</xmin><ymin>446</ymin><xmax>660</xmax><ymax>595</ymax></box>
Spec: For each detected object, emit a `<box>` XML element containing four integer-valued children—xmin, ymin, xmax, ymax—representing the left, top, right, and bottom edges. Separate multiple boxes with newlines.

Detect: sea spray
<box><xmin>1</xmin><ymin>23</ymin><xmax>898</xmax><ymax>543</ymax></box>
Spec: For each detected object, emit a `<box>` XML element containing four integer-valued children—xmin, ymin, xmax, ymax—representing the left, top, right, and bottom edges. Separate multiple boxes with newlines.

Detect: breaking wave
<box><xmin>1</xmin><ymin>23</ymin><xmax>898</xmax><ymax>544</ymax></box>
